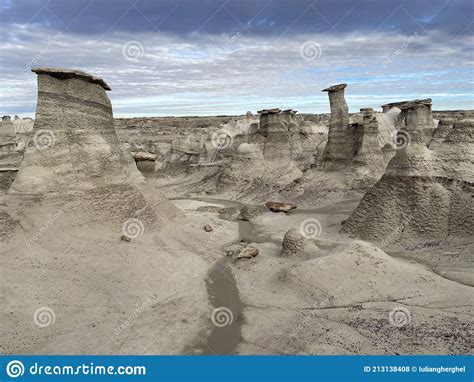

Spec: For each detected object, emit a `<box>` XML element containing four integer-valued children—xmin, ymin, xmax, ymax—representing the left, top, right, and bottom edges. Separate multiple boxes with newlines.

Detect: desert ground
<box><xmin>0</xmin><ymin>68</ymin><xmax>472</xmax><ymax>355</ymax></box>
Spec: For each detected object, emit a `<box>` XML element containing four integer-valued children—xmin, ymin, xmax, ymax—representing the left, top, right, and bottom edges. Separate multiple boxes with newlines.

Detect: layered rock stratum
<box><xmin>10</xmin><ymin>67</ymin><xmax>142</xmax><ymax>194</ymax></box>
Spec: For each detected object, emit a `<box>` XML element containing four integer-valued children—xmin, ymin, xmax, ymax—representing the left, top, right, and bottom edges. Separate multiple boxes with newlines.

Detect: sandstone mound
<box><xmin>343</xmin><ymin>99</ymin><xmax>473</xmax><ymax>245</ymax></box>
<box><xmin>283</xmin><ymin>240</ymin><xmax>471</xmax><ymax>305</ymax></box>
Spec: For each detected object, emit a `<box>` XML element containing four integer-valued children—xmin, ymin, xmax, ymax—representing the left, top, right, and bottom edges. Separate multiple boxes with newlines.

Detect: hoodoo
<box><xmin>320</xmin><ymin>84</ymin><xmax>352</xmax><ymax>170</ymax></box>
<box><xmin>353</xmin><ymin>107</ymin><xmax>384</xmax><ymax>170</ymax></box>
<box><xmin>343</xmin><ymin>98</ymin><xmax>473</xmax><ymax>244</ymax></box>
<box><xmin>9</xmin><ymin>67</ymin><xmax>142</xmax><ymax>194</ymax></box>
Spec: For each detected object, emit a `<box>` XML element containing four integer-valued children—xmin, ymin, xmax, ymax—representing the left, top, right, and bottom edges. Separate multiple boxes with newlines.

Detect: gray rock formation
<box><xmin>320</xmin><ymin>84</ymin><xmax>353</xmax><ymax>170</ymax></box>
<box><xmin>9</xmin><ymin>67</ymin><xmax>143</xmax><ymax>194</ymax></box>
<box><xmin>343</xmin><ymin>98</ymin><xmax>473</xmax><ymax>245</ymax></box>
<box><xmin>257</xmin><ymin>108</ymin><xmax>297</xmax><ymax>160</ymax></box>
<box><xmin>239</xmin><ymin>204</ymin><xmax>264</xmax><ymax>221</ymax></box>
<box><xmin>281</xmin><ymin>228</ymin><xmax>313</xmax><ymax>256</ymax></box>
<box><xmin>1</xmin><ymin>116</ymin><xmax>15</xmax><ymax>141</ymax></box>
<box><xmin>353</xmin><ymin>108</ymin><xmax>385</xmax><ymax>171</ymax></box>
<box><xmin>7</xmin><ymin>67</ymin><xmax>180</xmax><ymax>233</ymax></box>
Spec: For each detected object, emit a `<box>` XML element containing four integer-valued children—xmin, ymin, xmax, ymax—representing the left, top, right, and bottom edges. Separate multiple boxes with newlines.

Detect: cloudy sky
<box><xmin>0</xmin><ymin>0</ymin><xmax>472</xmax><ymax>117</ymax></box>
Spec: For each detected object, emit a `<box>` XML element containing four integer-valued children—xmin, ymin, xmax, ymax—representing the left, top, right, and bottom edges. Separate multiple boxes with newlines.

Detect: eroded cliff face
<box><xmin>343</xmin><ymin>99</ymin><xmax>473</xmax><ymax>245</ymax></box>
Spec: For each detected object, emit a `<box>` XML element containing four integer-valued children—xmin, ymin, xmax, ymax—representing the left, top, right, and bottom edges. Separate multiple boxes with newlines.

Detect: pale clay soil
<box><xmin>1</xmin><ymin>184</ymin><xmax>472</xmax><ymax>355</ymax></box>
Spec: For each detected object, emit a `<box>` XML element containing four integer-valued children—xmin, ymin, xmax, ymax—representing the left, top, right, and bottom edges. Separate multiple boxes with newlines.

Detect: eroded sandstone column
<box><xmin>353</xmin><ymin>108</ymin><xmax>384</xmax><ymax>169</ymax></box>
<box><xmin>257</xmin><ymin>108</ymin><xmax>297</xmax><ymax>161</ymax></box>
<box><xmin>1</xmin><ymin>116</ymin><xmax>15</xmax><ymax>140</ymax></box>
<box><xmin>320</xmin><ymin>83</ymin><xmax>353</xmax><ymax>170</ymax></box>
<box><xmin>9</xmin><ymin>67</ymin><xmax>143</xmax><ymax>194</ymax></box>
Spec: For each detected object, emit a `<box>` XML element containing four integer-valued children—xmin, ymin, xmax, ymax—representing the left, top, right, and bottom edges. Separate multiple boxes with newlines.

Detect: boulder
<box><xmin>132</xmin><ymin>151</ymin><xmax>157</xmax><ymax>161</ymax></box>
<box><xmin>236</xmin><ymin>245</ymin><xmax>259</xmax><ymax>259</ymax></box>
<box><xmin>281</xmin><ymin>228</ymin><xmax>313</xmax><ymax>256</ymax></box>
<box><xmin>265</xmin><ymin>201</ymin><xmax>297</xmax><ymax>213</ymax></box>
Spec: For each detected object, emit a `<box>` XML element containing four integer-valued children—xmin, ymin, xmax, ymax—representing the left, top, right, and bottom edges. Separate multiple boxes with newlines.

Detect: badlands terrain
<box><xmin>0</xmin><ymin>68</ymin><xmax>472</xmax><ymax>355</ymax></box>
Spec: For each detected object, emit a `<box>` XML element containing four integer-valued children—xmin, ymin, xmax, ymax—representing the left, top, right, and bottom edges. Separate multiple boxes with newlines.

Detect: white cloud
<box><xmin>0</xmin><ymin>24</ymin><xmax>472</xmax><ymax>116</ymax></box>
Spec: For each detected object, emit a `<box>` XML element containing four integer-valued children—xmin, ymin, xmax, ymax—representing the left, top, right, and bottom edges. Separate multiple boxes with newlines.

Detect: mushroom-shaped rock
<box><xmin>320</xmin><ymin>83</ymin><xmax>353</xmax><ymax>170</ymax></box>
<box><xmin>322</xmin><ymin>83</ymin><xmax>347</xmax><ymax>92</ymax></box>
<box><xmin>9</xmin><ymin>67</ymin><xmax>142</xmax><ymax>194</ymax></box>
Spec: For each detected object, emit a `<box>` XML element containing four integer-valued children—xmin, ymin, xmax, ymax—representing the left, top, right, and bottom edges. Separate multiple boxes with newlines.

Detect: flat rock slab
<box><xmin>265</xmin><ymin>201</ymin><xmax>297</xmax><ymax>213</ymax></box>
<box><xmin>32</xmin><ymin>67</ymin><xmax>111</xmax><ymax>90</ymax></box>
